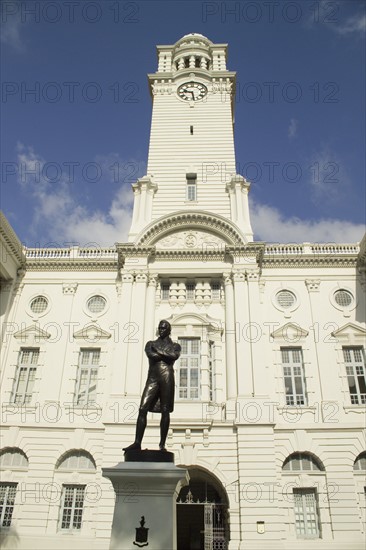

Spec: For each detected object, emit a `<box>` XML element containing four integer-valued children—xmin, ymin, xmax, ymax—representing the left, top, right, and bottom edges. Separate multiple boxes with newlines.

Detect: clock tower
<box><xmin>128</xmin><ymin>33</ymin><xmax>253</xmax><ymax>243</ymax></box>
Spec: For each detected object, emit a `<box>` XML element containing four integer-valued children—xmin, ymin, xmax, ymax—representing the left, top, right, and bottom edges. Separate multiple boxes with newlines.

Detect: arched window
<box><xmin>353</xmin><ymin>452</ymin><xmax>366</xmax><ymax>471</ymax></box>
<box><xmin>282</xmin><ymin>452</ymin><xmax>324</xmax><ymax>472</ymax></box>
<box><xmin>56</xmin><ymin>450</ymin><xmax>96</xmax><ymax>471</ymax></box>
<box><xmin>0</xmin><ymin>448</ymin><xmax>28</xmax><ymax>469</ymax></box>
<box><xmin>282</xmin><ymin>453</ymin><xmax>324</xmax><ymax>539</ymax></box>
<box><xmin>56</xmin><ymin>450</ymin><xmax>95</xmax><ymax>532</ymax></box>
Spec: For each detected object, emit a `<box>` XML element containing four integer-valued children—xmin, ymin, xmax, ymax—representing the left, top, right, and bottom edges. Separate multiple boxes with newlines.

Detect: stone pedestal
<box><xmin>102</xmin><ymin>452</ymin><xmax>188</xmax><ymax>550</ymax></box>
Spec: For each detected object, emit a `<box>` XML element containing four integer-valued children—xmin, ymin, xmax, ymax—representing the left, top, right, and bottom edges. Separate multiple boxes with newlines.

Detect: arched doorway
<box><xmin>176</xmin><ymin>468</ymin><xmax>229</xmax><ymax>550</ymax></box>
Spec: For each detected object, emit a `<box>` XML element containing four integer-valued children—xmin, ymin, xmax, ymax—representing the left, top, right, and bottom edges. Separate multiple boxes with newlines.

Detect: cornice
<box><xmin>154</xmin><ymin>249</ymin><xmax>226</xmax><ymax>261</ymax></box>
<box><xmin>19</xmin><ymin>238</ymin><xmax>361</xmax><ymax>272</ymax></box>
<box><xmin>226</xmin><ymin>243</ymin><xmax>265</xmax><ymax>264</ymax></box>
<box><xmin>116</xmin><ymin>245</ymin><xmax>156</xmax><ymax>266</ymax></box>
<box><xmin>262</xmin><ymin>256</ymin><xmax>358</xmax><ymax>268</ymax></box>
<box><xmin>25</xmin><ymin>259</ymin><xmax>118</xmax><ymax>272</ymax></box>
<box><xmin>0</xmin><ymin>211</ymin><xmax>25</xmax><ymax>266</ymax></box>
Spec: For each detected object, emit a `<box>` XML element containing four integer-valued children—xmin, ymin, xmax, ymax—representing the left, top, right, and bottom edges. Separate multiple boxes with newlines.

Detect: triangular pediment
<box><xmin>13</xmin><ymin>324</ymin><xmax>51</xmax><ymax>342</ymax></box>
<box><xmin>331</xmin><ymin>323</ymin><xmax>366</xmax><ymax>343</ymax></box>
<box><xmin>73</xmin><ymin>324</ymin><xmax>111</xmax><ymax>341</ymax></box>
<box><xmin>271</xmin><ymin>323</ymin><xmax>309</xmax><ymax>340</ymax></box>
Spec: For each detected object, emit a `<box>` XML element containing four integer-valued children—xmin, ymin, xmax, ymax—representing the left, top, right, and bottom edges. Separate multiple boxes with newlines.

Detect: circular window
<box><xmin>334</xmin><ymin>289</ymin><xmax>353</xmax><ymax>308</ymax></box>
<box><xmin>30</xmin><ymin>296</ymin><xmax>48</xmax><ymax>314</ymax></box>
<box><xmin>87</xmin><ymin>295</ymin><xmax>106</xmax><ymax>314</ymax></box>
<box><xmin>276</xmin><ymin>290</ymin><xmax>296</xmax><ymax>309</ymax></box>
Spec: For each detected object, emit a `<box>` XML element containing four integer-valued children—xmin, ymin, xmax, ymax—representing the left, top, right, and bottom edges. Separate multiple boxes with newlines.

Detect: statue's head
<box><xmin>158</xmin><ymin>320</ymin><xmax>171</xmax><ymax>338</ymax></box>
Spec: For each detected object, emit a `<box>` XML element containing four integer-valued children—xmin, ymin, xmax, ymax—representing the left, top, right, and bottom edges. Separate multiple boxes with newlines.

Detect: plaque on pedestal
<box><xmin>102</xmin><ymin>456</ymin><xmax>188</xmax><ymax>550</ymax></box>
<box><xmin>124</xmin><ymin>448</ymin><xmax>174</xmax><ymax>463</ymax></box>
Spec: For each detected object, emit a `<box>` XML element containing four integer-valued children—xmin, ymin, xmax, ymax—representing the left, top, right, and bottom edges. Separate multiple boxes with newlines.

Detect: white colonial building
<box><xmin>0</xmin><ymin>34</ymin><xmax>365</xmax><ymax>550</ymax></box>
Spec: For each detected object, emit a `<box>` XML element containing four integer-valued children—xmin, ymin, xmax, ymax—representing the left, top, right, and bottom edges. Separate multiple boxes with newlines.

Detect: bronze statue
<box><xmin>123</xmin><ymin>320</ymin><xmax>181</xmax><ymax>452</ymax></box>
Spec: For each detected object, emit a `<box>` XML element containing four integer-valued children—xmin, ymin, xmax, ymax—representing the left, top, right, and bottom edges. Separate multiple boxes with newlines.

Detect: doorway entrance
<box><xmin>176</xmin><ymin>468</ymin><xmax>229</xmax><ymax>550</ymax></box>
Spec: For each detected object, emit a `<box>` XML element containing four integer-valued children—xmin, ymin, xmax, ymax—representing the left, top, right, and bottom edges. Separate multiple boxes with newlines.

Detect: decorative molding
<box><xmin>135</xmin><ymin>211</ymin><xmax>247</xmax><ymax>247</ymax></box>
<box><xmin>132</xmin><ymin>175</ymin><xmax>158</xmax><ymax>195</ymax></box>
<box><xmin>73</xmin><ymin>324</ymin><xmax>112</xmax><ymax>341</ymax></box>
<box><xmin>246</xmin><ymin>269</ymin><xmax>260</xmax><ymax>281</ymax></box>
<box><xmin>25</xmin><ymin>259</ymin><xmax>118</xmax><ymax>272</ymax></box>
<box><xmin>117</xmin><ymin>245</ymin><xmax>155</xmax><ymax>266</ymax></box>
<box><xmin>232</xmin><ymin>270</ymin><xmax>245</xmax><ymax>282</ymax></box>
<box><xmin>156</xmin><ymin>229</ymin><xmax>226</xmax><ymax>251</ymax></box>
<box><xmin>13</xmin><ymin>324</ymin><xmax>51</xmax><ymax>342</ymax></box>
<box><xmin>226</xmin><ymin>174</ymin><xmax>250</xmax><ymax>194</ymax></box>
<box><xmin>270</xmin><ymin>323</ymin><xmax>309</xmax><ymax>341</ymax></box>
<box><xmin>148</xmin><ymin>274</ymin><xmax>158</xmax><ymax>287</ymax></box>
<box><xmin>0</xmin><ymin>212</ymin><xmax>25</xmax><ymax>266</ymax></box>
<box><xmin>258</xmin><ymin>280</ymin><xmax>266</xmax><ymax>303</ymax></box>
<box><xmin>263</xmin><ymin>243</ymin><xmax>359</xmax><ymax>268</ymax></box>
<box><xmin>62</xmin><ymin>282</ymin><xmax>78</xmax><ymax>295</ymax></box>
<box><xmin>135</xmin><ymin>272</ymin><xmax>148</xmax><ymax>283</ymax></box>
<box><xmin>121</xmin><ymin>272</ymin><xmax>134</xmax><ymax>283</ymax></box>
<box><xmin>166</xmin><ymin>312</ymin><xmax>223</xmax><ymax>334</ymax></box>
<box><xmin>154</xmin><ymin>249</ymin><xmax>226</xmax><ymax>261</ymax></box>
<box><xmin>305</xmin><ymin>279</ymin><xmax>321</xmax><ymax>292</ymax></box>
<box><xmin>331</xmin><ymin>323</ymin><xmax>366</xmax><ymax>344</ymax></box>
<box><xmin>223</xmin><ymin>272</ymin><xmax>232</xmax><ymax>286</ymax></box>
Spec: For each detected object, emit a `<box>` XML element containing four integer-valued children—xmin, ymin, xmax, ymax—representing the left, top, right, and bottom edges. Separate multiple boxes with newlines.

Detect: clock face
<box><xmin>177</xmin><ymin>82</ymin><xmax>208</xmax><ymax>101</ymax></box>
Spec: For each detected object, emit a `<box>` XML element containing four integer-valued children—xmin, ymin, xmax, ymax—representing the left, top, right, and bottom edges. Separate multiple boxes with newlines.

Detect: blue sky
<box><xmin>1</xmin><ymin>0</ymin><xmax>365</xmax><ymax>246</ymax></box>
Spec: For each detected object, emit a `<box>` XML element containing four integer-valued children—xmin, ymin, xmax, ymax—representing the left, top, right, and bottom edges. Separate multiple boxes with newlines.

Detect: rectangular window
<box><xmin>343</xmin><ymin>347</ymin><xmax>366</xmax><ymax>405</ymax></box>
<box><xmin>75</xmin><ymin>349</ymin><xmax>100</xmax><ymax>405</ymax></box>
<box><xmin>293</xmin><ymin>488</ymin><xmax>320</xmax><ymax>538</ymax></box>
<box><xmin>211</xmin><ymin>282</ymin><xmax>221</xmax><ymax>300</ymax></box>
<box><xmin>13</xmin><ymin>348</ymin><xmax>39</xmax><ymax>404</ymax></box>
<box><xmin>281</xmin><ymin>348</ymin><xmax>307</xmax><ymax>406</ymax></box>
<box><xmin>161</xmin><ymin>283</ymin><xmax>170</xmax><ymax>300</ymax></box>
<box><xmin>0</xmin><ymin>483</ymin><xmax>17</xmax><ymax>528</ymax></box>
<box><xmin>186</xmin><ymin>174</ymin><xmax>197</xmax><ymax>201</ymax></box>
<box><xmin>177</xmin><ymin>338</ymin><xmax>200</xmax><ymax>399</ymax></box>
<box><xmin>60</xmin><ymin>485</ymin><xmax>85</xmax><ymax>531</ymax></box>
<box><xmin>186</xmin><ymin>282</ymin><xmax>196</xmax><ymax>301</ymax></box>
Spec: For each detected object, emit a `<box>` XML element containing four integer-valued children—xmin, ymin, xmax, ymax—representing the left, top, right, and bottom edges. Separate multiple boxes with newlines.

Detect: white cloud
<box><xmin>288</xmin><ymin>118</ymin><xmax>298</xmax><ymax>140</ymax></box>
<box><xmin>16</xmin><ymin>144</ymin><xmax>134</xmax><ymax>246</ymax></box>
<box><xmin>335</xmin><ymin>14</ymin><xmax>366</xmax><ymax>35</ymax></box>
<box><xmin>305</xmin><ymin>3</ymin><xmax>365</xmax><ymax>37</ymax></box>
<box><xmin>307</xmin><ymin>146</ymin><xmax>349</xmax><ymax>204</ymax></box>
<box><xmin>15</xmin><ymin>144</ymin><xmax>365</xmax><ymax>247</ymax></box>
<box><xmin>251</xmin><ymin>201</ymin><xmax>364</xmax><ymax>243</ymax></box>
<box><xmin>1</xmin><ymin>2</ymin><xmax>25</xmax><ymax>52</ymax></box>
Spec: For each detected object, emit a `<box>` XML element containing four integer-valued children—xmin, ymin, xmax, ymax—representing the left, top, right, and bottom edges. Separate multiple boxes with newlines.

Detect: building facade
<box><xmin>0</xmin><ymin>34</ymin><xmax>365</xmax><ymax>550</ymax></box>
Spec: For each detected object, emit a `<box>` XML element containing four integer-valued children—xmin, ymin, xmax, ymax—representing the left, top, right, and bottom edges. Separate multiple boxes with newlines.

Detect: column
<box><xmin>245</xmin><ymin>269</ymin><xmax>261</xmax><ymax>398</ymax></box>
<box><xmin>226</xmin><ymin>176</ymin><xmax>253</xmax><ymax>241</ymax></box>
<box><xmin>111</xmin><ymin>272</ymin><xmax>133</xmax><ymax>395</ymax></box>
<box><xmin>200</xmin><ymin>327</ymin><xmax>210</xmax><ymax>402</ymax></box>
<box><xmin>128</xmin><ymin>177</ymin><xmax>157</xmax><ymax>240</ymax></box>
<box><xmin>143</xmin><ymin>274</ymin><xmax>158</xmax><ymax>345</ymax></box>
<box><xmin>224</xmin><ymin>272</ymin><xmax>237</xmax><ymax>399</ymax></box>
<box><xmin>240</xmin><ymin>179</ymin><xmax>253</xmax><ymax>240</ymax></box>
<box><xmin>125</xmin><ymin>271</ymin><xmax>148</xmax><ymax>396</ymax></box>
<box><xmin>233</xmin><ymin>270</ymin><xmax>253</xmax><ymax>397</ymax></box>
